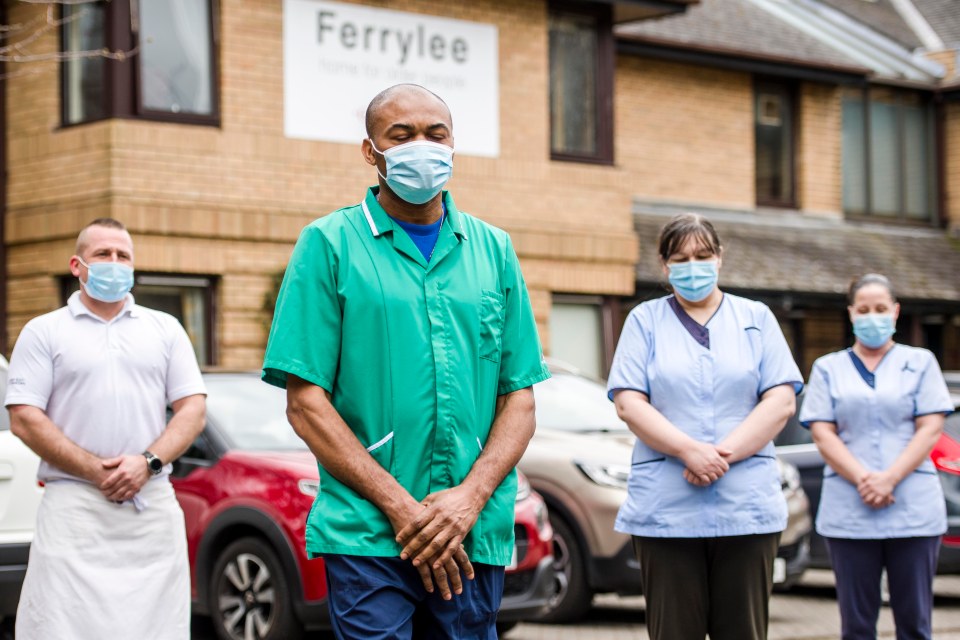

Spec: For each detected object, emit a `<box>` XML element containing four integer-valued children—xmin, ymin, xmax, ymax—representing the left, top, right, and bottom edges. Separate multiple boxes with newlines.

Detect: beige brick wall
<box><xmin>616</xmin><ymin>56</ymin><xmax>755</xmax><ymax>209</ymax></box>
<box><xmin>947</xmin><ymin>101</ymin><xmax>960</xmax><ymax>234</ymax></box>
<box><xmin>4</xmin><ymin>0</ymin><xmax>638</xmax><ymax>364</ymax></box>
<box><xmin>797</xmin><ymin>82</ymin><xmax>842</xmax><ymax>216</ymax></box>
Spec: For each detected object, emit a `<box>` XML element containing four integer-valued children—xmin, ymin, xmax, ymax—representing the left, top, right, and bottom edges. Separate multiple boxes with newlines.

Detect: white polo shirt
<box><xmin>5</xmin><ymin>292</ymin><xmax>206</xmax><ymax>483</ymax></box>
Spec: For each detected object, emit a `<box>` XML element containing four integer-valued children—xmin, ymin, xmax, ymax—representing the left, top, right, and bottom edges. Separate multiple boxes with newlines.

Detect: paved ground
<box><xmin>190</xmin><ymin>569</ymin><xmax>960</xmax><ymax>639</ymax></box>
<box><xmin>502</xmin><ymin>570</ymin><xmax>960</xmax><ymax>640</ymax></box>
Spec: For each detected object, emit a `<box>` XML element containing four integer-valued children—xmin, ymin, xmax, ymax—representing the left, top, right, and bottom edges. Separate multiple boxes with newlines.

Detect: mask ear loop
<box><xmin>368</xmin><ymin>140</ymin><xmax>390</xmax><ymax>186</ymax></box>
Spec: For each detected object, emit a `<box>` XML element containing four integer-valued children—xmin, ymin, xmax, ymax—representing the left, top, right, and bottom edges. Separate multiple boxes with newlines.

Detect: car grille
<box><xmin>503</xmin><ymin>569</ymin><xmax>535</xmax><ymax>596</ymax></box>
<box><xmin>514</xmin><ymin>523</ymin><xmax>530</xmax><ymax>566</ymax></box>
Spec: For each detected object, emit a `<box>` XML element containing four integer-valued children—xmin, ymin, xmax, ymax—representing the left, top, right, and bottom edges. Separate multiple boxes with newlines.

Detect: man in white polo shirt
<box><xmin>5</xmin><ymin>218</ymin><xmax>207</xmax><ymax>640</ymax></box>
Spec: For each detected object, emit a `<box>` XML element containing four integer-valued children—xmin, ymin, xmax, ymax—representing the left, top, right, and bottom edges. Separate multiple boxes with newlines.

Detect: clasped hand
<box><xmin>857</xmin><ymin>470</ymin><xmax>896</xmax><ymax>509</ymax></box>
<box><xmin>681</xmin><ymin>442</ymin><xmax>732</xmax><ymax>487</ymax></box>
<box><xmin>392</xmin><ymin>486</ymin><xmax>481</xmax><ymax>601</ymax></box>
<box><xmin>97</xmin><ymin>454</ymin><xmax>149</xmax><ymax>502</ymax></box>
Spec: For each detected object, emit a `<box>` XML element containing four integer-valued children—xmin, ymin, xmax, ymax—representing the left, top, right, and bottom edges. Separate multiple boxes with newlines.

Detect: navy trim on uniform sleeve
<box><xmin>607</xmin><ymin>387</ymin><xmax>651</xmax><ymax>402</ymax></box>
<box><xmin>760</xmin><ymin>380</ymin><xmax>804</xmax><ymax>396</ymax></box>
<box><xmin>799</xmin><ymin>418</ymin><xmax>837</xmax><ymax>429</ymax></box>
<box><xmin>915</xmin><ymin>409</ymin><xmax>954</xmax><ymax>418</ymax></box>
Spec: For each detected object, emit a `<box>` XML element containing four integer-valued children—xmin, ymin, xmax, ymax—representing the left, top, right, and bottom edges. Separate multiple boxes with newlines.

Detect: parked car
<box><xmin>522</xmin><ymin>360</ymin><xmax>813</xmax><ymax>623</ymax></box>
<box><xmin>0</xmin><ymin>371</ymin><xmax>556</xmax><ymax>638</ymax></box>
<box><xmin>0</xmin><ymin>356</ymin><xmax>40</xmax><ymax>632</ymax></box>
<box><xmin>774</xmin><ymin>372</ymin><xmax>960</xmax><ymax>573</ymax></box>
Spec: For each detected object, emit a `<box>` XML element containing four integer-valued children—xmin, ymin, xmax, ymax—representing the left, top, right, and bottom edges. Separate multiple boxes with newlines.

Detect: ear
<box><xmin>892</xmin><ymin>302</ymin><xmax>901</xmax><ymax>323</ymax></box>
<box><xmin>847</xmin><ymin>304</ymin><xmax>856</xmax><ymax>322</ymax></box>
<box><xmin>69</xmin><ymin>256</ymin><xmax>83</xmax><ymax>279</ymax></box>
<box><xmin>361</xmin><ymin>138</ymin><xmax>378</xmax><ymax>167</ymax></box>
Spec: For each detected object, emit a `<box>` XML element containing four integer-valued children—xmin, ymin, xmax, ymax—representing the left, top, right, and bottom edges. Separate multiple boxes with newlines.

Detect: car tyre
<box><xmin>535</xmin><ymin>514</ymin><xmax>592</xmax><ymax>623</ymax></box>
<box><xmin>209</xmin><ymin>536</ymin><xmax>303</xmax><ymax>640</ymax></box>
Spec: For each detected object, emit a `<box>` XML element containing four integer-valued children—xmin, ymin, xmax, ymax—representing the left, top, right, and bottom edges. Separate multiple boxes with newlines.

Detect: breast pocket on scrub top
<box><xmin>479</xmin><ymin>289</ymin><xmax>505</xmax><ymax>363</ymax></box>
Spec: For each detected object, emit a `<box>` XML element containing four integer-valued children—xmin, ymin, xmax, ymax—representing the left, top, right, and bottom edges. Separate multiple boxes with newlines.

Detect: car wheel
<box><xmin>209</xmin><ymin>537</ymin><xmax>303</xmax><ymax>640</ymax></box>
<box><xmin>535</xmin><ymin>514</ymin><xmax>592</xmax><ymax>623</ymax></box>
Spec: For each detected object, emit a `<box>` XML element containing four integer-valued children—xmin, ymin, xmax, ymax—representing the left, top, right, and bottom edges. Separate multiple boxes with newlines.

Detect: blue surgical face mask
<box><xmin>852</xmin><ymin>313</ymin><xmax>896</xmax><ymax>349</ymax></box>
<box><xmin>370</xmin><ymin>139</ymin><xmax>454</xmax><ymax>205</ymax></box>
<box><xmin>668</xmin><ymin>260</ymin><xmax>719</xmax><ymax>303</ymax></box>
<box><xmin>78</xmin><ymin>258</ymin><xmax>134</xmax><ymax>303</ymax></box>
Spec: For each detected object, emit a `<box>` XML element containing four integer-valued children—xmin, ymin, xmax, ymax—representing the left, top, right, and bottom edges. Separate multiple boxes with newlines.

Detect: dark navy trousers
<box><xmin>323</xmin><ymin>554</ymin><xmax>504</xmax><ymax>640</ymax></box>
<box><xmin>825</xmin><ymin>536</ymin><xmax>940</xmax><ymax>640</ymax></box>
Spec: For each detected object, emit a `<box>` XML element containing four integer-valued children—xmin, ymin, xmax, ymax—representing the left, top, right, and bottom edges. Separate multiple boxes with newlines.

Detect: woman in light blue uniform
<box><xmin>800</xmin><ymin>274</ymin><xmax>952</xmax><ymax>640</ymax></box>
<box><xmin>608</xmin><ymin>213</ymin><xmax>802</xmax><ymax>640</ymax></box>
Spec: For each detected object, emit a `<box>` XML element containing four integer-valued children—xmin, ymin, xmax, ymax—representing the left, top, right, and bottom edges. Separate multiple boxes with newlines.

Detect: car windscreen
<box><xmin>534</xmin><ymin>372</ymin><xmax>627</xmax><ymax>432</ymax></box>
<box><xmin>203</xmin><ymin>374</ymin><xmax>308</xmax><ymax>451</ymax></box>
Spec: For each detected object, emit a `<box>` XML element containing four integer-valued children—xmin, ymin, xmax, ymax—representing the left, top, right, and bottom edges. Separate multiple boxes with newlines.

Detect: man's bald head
<box><xmin>76</xmin><ymin>218</ymin><xmax>129</xmax><ymax>258</ymax></box>
<box><xmin>364</xmin><ymin>84</ymin><xmax>452</xmax><ymax>138</ymax></box>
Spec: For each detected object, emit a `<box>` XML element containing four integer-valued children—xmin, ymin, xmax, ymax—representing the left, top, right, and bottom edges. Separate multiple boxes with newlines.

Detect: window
<box><xmin>61</xmin><ymin>0</ymin><xmax>219</xmax><ymax>126</ymax></box>
<box><xmin>550</xmin><ymin>298</ymin><xmax>605</xmax><ymax>379</ymax></box>
<box><xmin>548</xmin><ymin>2</ymin><xmax>613</xmax><ymax>163</ymax></box>
<box><xmin>62</xmin><ymin>3</ymin><xmax>107</xmax><ymax>125</ymax></box>
<box><xmin>138</xmin><ymin>0</ymin><xmax>215</xmax><ymax>117</ymax></box>
<box><xmin>62</xmin><ymin>273</ymin><xmax>217</xmax><ymax>365</ymax></box>
<box><xmin>755</xmin><ymin>80</ymin><xmax>796</xmax><ymax>207</ymax></box>
<box><xmin>842</xmin><ymin>86</ymin><xmax>935</xmax><ymax>221</ymax></box>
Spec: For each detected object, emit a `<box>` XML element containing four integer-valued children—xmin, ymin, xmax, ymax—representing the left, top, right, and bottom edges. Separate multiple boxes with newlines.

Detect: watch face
<box><xmin>149</xmin><ymin>458</ymin><xmax>163</xmax><ymax>472</ymax></box>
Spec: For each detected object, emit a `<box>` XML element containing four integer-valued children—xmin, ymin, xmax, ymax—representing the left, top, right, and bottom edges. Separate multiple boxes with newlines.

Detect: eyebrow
<box><xmin>385</xmin><ymin>122</ymin><xmax>450</xmax><ymax>134</ymax></box>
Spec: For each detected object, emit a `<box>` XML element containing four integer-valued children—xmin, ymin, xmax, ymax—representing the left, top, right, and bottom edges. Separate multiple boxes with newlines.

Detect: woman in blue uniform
<box><xmin>607</xmin><ymin>213</ymin><xmax>803</xmax><ymax>640</ymax></box>
<box><xmin>800</xmin><ymin>273</ymin><xmax>952</xmax><ymax>640</ymax></box>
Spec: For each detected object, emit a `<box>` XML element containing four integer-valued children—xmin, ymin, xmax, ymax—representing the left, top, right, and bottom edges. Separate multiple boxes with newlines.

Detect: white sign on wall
<box><xmin>283</xmin><ymin>0</ymin><xmax>500</xmax><ymax>157</ymax></box>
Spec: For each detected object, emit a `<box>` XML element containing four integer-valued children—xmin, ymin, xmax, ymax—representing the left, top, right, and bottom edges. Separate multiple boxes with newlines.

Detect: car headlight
<box><xmin>298</xmin><ymin>479</ymin><xmax>319</xmax><ymax>497</ymax></box>
<box><xmin>516</xmin><ymin>471</ymin><xmax>532</xmax><ymax>502</ymax></box>
<box><xmin>575</xmin><ymin>461</ymin><xmax>630</xmax><ymax>490</ymax></box>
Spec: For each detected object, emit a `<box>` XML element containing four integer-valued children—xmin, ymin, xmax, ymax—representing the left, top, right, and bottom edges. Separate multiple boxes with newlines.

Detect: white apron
<box><xmin>16</xmin><ymin>479</ymin><xmax>191</xmax><ymax>640</ymax></box>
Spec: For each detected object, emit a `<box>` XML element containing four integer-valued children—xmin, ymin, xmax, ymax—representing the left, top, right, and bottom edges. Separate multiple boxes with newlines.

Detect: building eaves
<box><xmin>615</xmin><ymin>0</ymin><xmax>944</xmax><ymax>85</ymax></box>
<box><xmin>911</xmin><ymin>0</ymin><xmax>960</xmax><ymax>47</ymax></box>
<box><xmin>632</xmin><ymin>201</ymin><xmax>960</xmax><ymax>303</ymax></box>
<box><xmin>816</xmin><ymin>0</ymin><xmax>924</xmax><ymax>49</ymax></box>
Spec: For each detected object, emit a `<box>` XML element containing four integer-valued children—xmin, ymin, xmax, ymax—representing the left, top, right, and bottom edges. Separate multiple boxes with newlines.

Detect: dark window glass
<box><xmin>755</xmin><ymin>81</ymin><xmax>795</xmax><ymax>207</ymax></box>
<box><xmin>842</xmin><ymin>87</ymin><xmax>935</xmax><ymax>222</ymax></box>
<box><xmin>548</xmin><ymin>3</ymin><xmax>612</xmax><ymax>163</ymax></box>
<box><xmin>550</xmin><ymin>11</ymin><xmax>598</xmax><ymax>156</ymax></box>
<box><xmin>138</xmin><ymin>0</ymin><xmax>214</xmax><ymax>116</ymax></box>
<box><xmin>62</xmin><ymin>2</ymin><xmax>107</xmax><ymax>125</ymax></box>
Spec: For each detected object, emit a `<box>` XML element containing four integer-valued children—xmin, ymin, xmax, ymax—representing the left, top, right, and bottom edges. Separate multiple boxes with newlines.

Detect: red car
<box><xmin>172</xmin><ymin>372</ymin><xmax>555</xmax><ymax>640</ymax></box>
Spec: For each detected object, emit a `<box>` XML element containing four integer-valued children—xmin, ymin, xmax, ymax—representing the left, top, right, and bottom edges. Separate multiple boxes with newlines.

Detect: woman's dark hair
<box><xmin>657</xmin><ymin>213</ymin><xmax>722</xmax><ymax>261</ymax></box>
<box><xmin>848</xmin><ymin>273</ymin><xmax>897</xmax><ymax>304</ymax></box>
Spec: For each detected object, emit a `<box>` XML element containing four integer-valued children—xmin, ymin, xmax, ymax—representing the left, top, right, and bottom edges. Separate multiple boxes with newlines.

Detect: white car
<box><xmin>0</xmin><ymin>356</ymin><xmax>42</xmax><ymax>627</ymax></box>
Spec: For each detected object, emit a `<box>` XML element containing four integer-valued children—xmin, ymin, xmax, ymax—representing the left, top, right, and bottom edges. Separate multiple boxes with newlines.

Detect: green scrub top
<box><xmin>262</xmin><ymin>187</ymin><xmax>550</xmax><ymax>565</ymax></box>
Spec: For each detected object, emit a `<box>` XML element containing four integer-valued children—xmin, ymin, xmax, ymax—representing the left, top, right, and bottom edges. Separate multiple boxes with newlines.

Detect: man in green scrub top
<box><xmin>262</xmin><ymin>84</ymin><xmax>550</xmax><ymax>639</ymax></box>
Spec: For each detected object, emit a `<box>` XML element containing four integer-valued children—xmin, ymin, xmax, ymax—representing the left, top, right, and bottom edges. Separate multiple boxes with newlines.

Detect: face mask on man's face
<box><xmin>78</xmin><ymin>257</ymin><xmax>134</xmax><ymax>303</ymax></box>
<box><xmin>369</xmin><ymin>139</ymin><xmax>454</xmax><ymax>205</ymax></box>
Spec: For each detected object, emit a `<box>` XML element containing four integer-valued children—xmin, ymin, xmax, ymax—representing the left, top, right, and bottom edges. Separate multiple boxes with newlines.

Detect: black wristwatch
<box><xmin>143</xmin><ymin>450</ymin><xmax>163</xmax><ymax>476</ymax></box>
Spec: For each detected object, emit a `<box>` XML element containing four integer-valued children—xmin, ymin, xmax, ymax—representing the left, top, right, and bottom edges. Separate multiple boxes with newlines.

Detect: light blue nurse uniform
<box><xmin>607</xmin><ymin>294</ymin><xmax>803</xmax><ymax>538</ymax></box>
<box><xmin>799</xmin><ymin>345</ymin><xmax>952</xmax><ymax>539</ymax></box>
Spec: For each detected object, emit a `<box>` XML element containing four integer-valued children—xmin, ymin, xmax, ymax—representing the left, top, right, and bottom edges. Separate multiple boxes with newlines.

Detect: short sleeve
<box><xmin>799</xmin><ymin>360</ymin><xmax>835</xmax><ymax>428</ymax></box>
<box><xmin>164</xmin><ymin>319</ymin><xmax>206</xmax><ymax>404</ymax></box>
<box><xmin>914</xmin><ymin>351</ymin><xmax>953</xmax><ymax>417</ymax></box>
<box><xmin>496</xmin><ymin>237</ymin><xmax>550</xmax><ymax>395</ymax></box>
<box><xmin>606</xmin><ymin>305</ymin><xmax>652</xmax><ymax>401</ymax></box>
<box><xmin>262</xmin><ymin>225</ymin><xmax>342</xmax><ymax>392</ymax></box>
<box><xmin>4</xmin><ymin>322</ymin><xmax>53</xmax><ymax>410</ymax></box>
<box><xmin>757</xmin><ymin>305</ymin><xmax>803</xmax><ymax>395</ymax></box>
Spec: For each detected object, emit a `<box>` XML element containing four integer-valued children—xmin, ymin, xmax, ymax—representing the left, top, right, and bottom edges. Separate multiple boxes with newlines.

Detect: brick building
<box><xmin>2</xmin><ymin>0</ymin><xmax>958</xmax><ymax>376</ymax></box>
